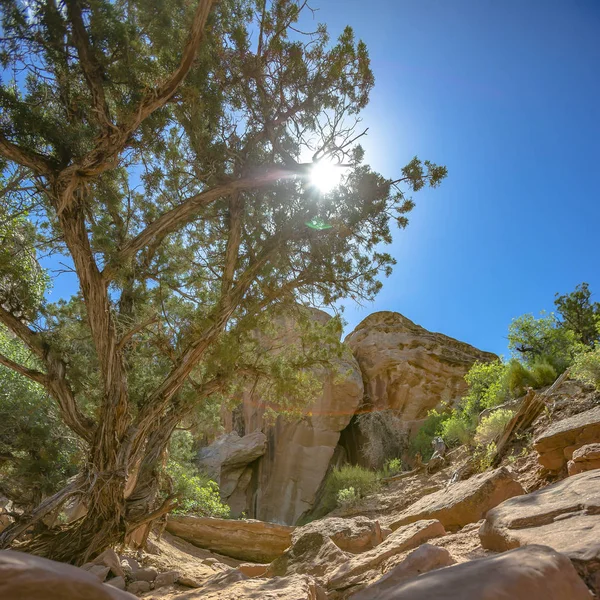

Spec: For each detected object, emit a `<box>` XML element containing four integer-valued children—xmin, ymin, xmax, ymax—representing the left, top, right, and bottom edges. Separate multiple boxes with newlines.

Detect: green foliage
<box><xmin>166</xmin><ymin>431</ymin><xmax>230</xmax><ymax>518</ymax></box>
<box><xmin>473</xmin><ymin>442</ymin><xmax>497</xmax><ymax>473</ymax></box>
<box><xmin>0</xmin><ymin>0</ymin><xmax>446</xmax><ymax>542</ymax></box>
<box><xmin>0</xmin><ymin>328</ymin><xmax>81</xmax><ymax>508</ymax></box>
<box><xmin>440</xmin><ymin>413</ymin><xmax>473</xmax><ymax>446</ymax></box>
<box><xmin>320</xmin><ymin>465</ymin><xmax>381</xmax><ymax>515</ymax></box>
<box><xmin>381</xmin><ymin>457</ymin><xmax>403</xmax><ymax>477</ymax></box>
<box><xmin>463</xmin><ymin>360</ymin><xmax>509</xmax><ymax>413</ymax></box>
<box><xmin>409</xmin><ymin>409</ymin><xmax>450</xmax><ymax>460</ymax></box>
<box><xmin>336</xmin><ymin>487</ymin><xmax>358</xmax><ymax>508</ymax></box>
<box><xmin>475</xmin><ymin>409</ymin><xmax>514</xmax><ymax>445</ymax></box>
<box><xmin>554</xmin><ymin>283</ymin><xmax>600</xmax><ymax>347</ymax></box>
<box><xmin>571</xmin><ymin>346</ymin><xmax>600</xmax><ymax>390</ymax></box>
<box><xmin>508</xmin><ymin>312</ymin><xmax>583</xmax><ymax>373</ymax></box>
<box><xmin>0</xmin><ymin>208</ymin><xmax>49</xmax><ymax>321</ymax></box>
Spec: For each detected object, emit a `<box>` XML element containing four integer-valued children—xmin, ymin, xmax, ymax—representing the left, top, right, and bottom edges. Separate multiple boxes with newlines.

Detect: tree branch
<box><xmin>0</xmin><ymin>133</ymin><xmax>57</xmax><ymax>176</ymax></box>
<box><xmin>0</xmin><ymin>352</ymin><xmax>47</xmax><ymax>386</ymax></box>
<box><xmin>55</xmin><ymin>0</ymin><xmax>216</xmax><ymax>214</ymax></box>
<box><xmin>113</xmin><ymin>163</ymin><xmax>309</xmax><ymax>266</ymax></box>
<box><xmin>65</xmin><ymin>0</ymin><xmax>113</xmax><ymax>131</ymax></box>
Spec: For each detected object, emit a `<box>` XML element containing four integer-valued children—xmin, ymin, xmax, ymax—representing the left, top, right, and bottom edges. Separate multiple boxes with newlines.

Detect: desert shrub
<box><xmin>475</xmin><ymin>409</ymin><xmax>514</xmax><ymax>445</ymax></box>
<box><xmin>381</xmin><ymin>457</ymin><xmax>403</xmax><ymax>477</ymax></box>
<box><xmin>529</xmin><ymin>360</ymin><xmax>558</xmax><ymax>387</ymax></box>
<box><xmin>508</xmin><ymin>312</ymin><xmax>584</xmax><ymax>373</ymax></box>
<box><xmin>571</xmin><ymin>346</ymin><xmax>600</xmax><ymax>390</ymax></box>
<box><xmin>356</xmin><ymin>410</ymin><xmax>406</xmax><ymax>469</ymax></box>
<box><xmin>320</xmin><ymin>464</ymin><xmax>381</xmax><ymax>515</ymax></box>
<box><xmin>409</xmin><ymin>408</ymin><xmax>451</xmax><ymax>460</ymax></box>
<box><xmin>167</xmin><ymin>460</ymin><xmax>230</xmax><ymax>518</ymax></box>
<box><xmin>473</xmin><ymin>442</ymin><xmax>497</xmax><ymax>473</ymax></box>
<box><xmin>336</xmin><ymin>487</ymin><xmax>358</xmax><ymax>508</ymax></box>
<box><xmin>463</xmin><ymin>360</ymin><xmax>509</xmax><ymax>414</ymax></box>
<box><xmin>166</xmin><ymin>431</ymin><xmax>230</xmax><ymax>518</ymax></box>
<box><xmin>440</xmin><ymin>412</ymin><xmax>473</xmax><ymax>446</ymax></box>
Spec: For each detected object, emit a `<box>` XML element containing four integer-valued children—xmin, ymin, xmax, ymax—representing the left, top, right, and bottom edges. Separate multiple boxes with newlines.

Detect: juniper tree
<box><xmin>0</xmin><ymin>0</ymin><xmax>446</xmax><ymax>562</ymax></box>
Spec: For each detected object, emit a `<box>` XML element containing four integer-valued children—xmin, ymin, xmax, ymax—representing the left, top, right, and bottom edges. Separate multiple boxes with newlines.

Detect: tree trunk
<box><xmin>15</xmin><ymin>473</ymin><xmax>127</xmax><ymax>564</ymax></box>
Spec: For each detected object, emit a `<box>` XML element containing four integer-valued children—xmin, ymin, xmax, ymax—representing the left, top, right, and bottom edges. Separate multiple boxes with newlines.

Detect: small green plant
<box><xmin>167</xmin><ymin>461</ymin><xmax>230</xmax><ymax>518</ymax></box>
<box><xmin>319</xmin><ymin>465</ymin><xmax>381</xmax><ymax>515</ymax></box>
<box><xmin>381</xmin><ymin>457</ymin><xmax>403</xmax><ymax>477</ymax></box>
<box><xmin>473</xmin><ymin>442</ymin><xmax>497</xmax><ymax>472</ymax></box>
<box><xmin>336</xmin><ymin>486</ymin><xmax>358</xmax><ymax>508</ymax></box>
<box><xmin>440</xmin><ymin>413</ymin><xmax>472</xmax><ymax>446</ymax></box>
<box><xmin>571</xmin><ymin>346</ymin><xmax>600</xmax><ymax>390</ymax></box>
<box><xmin>475</xmin><ymin>409</ymin><xmax>514</xmax><ymax>445</ymax></box>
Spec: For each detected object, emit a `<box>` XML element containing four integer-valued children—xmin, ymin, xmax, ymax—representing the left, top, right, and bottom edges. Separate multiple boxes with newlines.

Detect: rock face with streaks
<box><xmin>345</xmin><ymin>311</ymin><xmax>496</xmax><ymax>428</ymax></box>
<box><xmin>221</xmin><ymin>309</ymin><xmax>364</xmax><ymax>525</ymax></box>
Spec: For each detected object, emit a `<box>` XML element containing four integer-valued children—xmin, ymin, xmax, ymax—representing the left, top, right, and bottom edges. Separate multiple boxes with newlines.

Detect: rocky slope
<box><xmin>3</xmin><ymin>375</ymin><xmax>600</xmax><ymax>599</ymax></box>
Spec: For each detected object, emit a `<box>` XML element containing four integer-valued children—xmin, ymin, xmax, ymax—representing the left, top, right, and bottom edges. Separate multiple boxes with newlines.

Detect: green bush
<box><xmin>166</xmin><ymin>431</ymin><xmax>230</xmax><ymax>518</ymax></box>
<box><xmin>530</xmin><ymin>360</ymin><xmax>558</xmax><ymax>387</ymax></box>
<box><xmin>167</xmin><ymin>460</ymin><xmax>230</xmax><ymax>518</ymax></box>
<box><xmin>440</xmin><ymin>413</ymin><xmax>473</xmax><ymax>446</ymax></box>
<box><xmin>381</xmin><ymin>457</ymin><xmax>403</xmax><ymax>477</ymax></box>
<box><xmin>571</xmin><ymin>346</ymin><xmax>600</xmax><ymax>390</ymax></box>
<box><xmin>336</xmin><ymin>487</ymin><xmax>358</xmax><ymax>508</ymax></box>
<box><xmin>409</xmin><ymin>409</ymin><xmax>450</xmax><ymax>460</ymax></box>
<box><xmin>320</xmin><ymin>465</ymin><xmax>381</xmax><ymax>515</ymax></box>
<box><xmin>475</xmin><ymin>409</ymin><xmax>514</xmax><ymax>445</ymax></box>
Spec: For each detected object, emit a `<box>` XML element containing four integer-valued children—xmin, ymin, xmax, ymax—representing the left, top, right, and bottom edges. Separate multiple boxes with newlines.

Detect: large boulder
<box><xmin>175</xmin><ymin>571</ymin><xmax>324</xmax><ymax>600</ymax></box>
<box><xmin>268</xmin><ymin>530</ymin><xmax>349</xmax><ymax>580</ymax></box>
<box><xmin>568</xmin><ymin>443</ymin><xmax>600</xmax><ymax>475</ymax></box>
<box><xmin>223</xmin><ymin>309</ymin><xmax>364</xmax><ymax>525</ymax></box>
<box><xmin>165</xmin><ymin>515</ymin><xmax>294</xmax><ymax>563</ymax></box>
<box><xmin>479</xmin><ymin>469</ymin><xmax>600</xmax><ymax>593</ymax></box>
<box><xmin>349</xmin><ymin>545</ymin><xmax>590</xmax><ymax>600</ymax></box>
<box><xmin>197</xmin><ymin>431</ymin><xmax>267</xmax><ymax>499</ymax></box>
<box><xmin>291</xmin><ymin>516</ymin><xmax>385</xmax><ymax>554</ymax></box>
<box><xmin>0</xmin><ymin>550</ymin><xmax>136</xmax><ymax>600</ymax></box>
<box><xmin>534</xmin><ymin>405</ymin><xmax>600</xmax><ymax>470</ymax></box>
<box><xmin>387</xmin><ymin>467</ymin><xmax>525</xmax><ymax>531</ymax></box>
<box><xmin>345</xmin><ymin>312</ymin><xmax>496</xmax><ymax>423</ymax></box>
<box><xmin>327</xmin><ymin>519</ymin><xmax>446</xmax><ymax>590</ymax></box>
<box><xmin>348</xmin><ymin>544</ymin><xmax>456</xmax><ymax>599</ymax></box>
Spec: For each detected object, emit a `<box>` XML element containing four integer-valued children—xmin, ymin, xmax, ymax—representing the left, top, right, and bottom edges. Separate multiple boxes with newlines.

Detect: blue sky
<box><xmin>317</xmin><ymin>0</ymin><xmax>600</xmax><ymax>355</ymax></box>
<box><xmin>43</xmin><ymin>0</ymin><xmax>600</xmax><ymax>357</ymax></box>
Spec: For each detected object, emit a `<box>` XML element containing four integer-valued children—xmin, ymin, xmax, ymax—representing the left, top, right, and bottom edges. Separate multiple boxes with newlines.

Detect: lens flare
<box><xmin>310</xmin><ymin>160</ymin><xmax>343</xmax><ymax>193</ymax></box>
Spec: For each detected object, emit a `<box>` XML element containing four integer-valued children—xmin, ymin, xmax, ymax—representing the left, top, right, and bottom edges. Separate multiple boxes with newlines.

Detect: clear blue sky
<box><xmin>44</xmin><ymin>0</ymin><xmax>600</xmax><ymax>357</ymax></box>
<box><xmin>319</xmin><ymin>0</ymin><xmax>600</xmax><ymax>355</ymax></box>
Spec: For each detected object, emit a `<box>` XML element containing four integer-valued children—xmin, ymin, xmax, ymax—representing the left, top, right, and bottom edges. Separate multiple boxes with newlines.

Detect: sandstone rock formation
<box><xmin>221</xmin><ymin>309</ymin><xmax>364</xmax><ymax>524</ymax></box>
<box><xmin>268</xmin><ymin>529</ymin><xmax>349</xmax><ymax>580</ymax></box>
<box><xmin>0</xmin><ymin>550</ymin><xmax>136</xmax><ymax>599</ymax></box>
<box><xmin>175</xmin><ymin>571</ymin><xmax>324</xmax><ymax>600</ymax></box>
<box><xmin>568</xmin><ymin>443</ymin><xmax>600</xmax><ymax>475</ymax></box>
<box><xmin>534</xmin><ymin>405</ymin><xmax>600</xmax><ymax>470</ymax></box>
<box><xmin>386</xmin><ymin>467</ymin><xmax>524</xmax><ymax>531</ymax></box>
<box><xmin>290</xmin><ymin>516</ymin><xmax>385</xmax><ymax>554</ymax></box>
<box><xmin>353</xmin><ymin>545</ymin><xmax>590</xmax><ymax>600</ymax></box>
<box><xmin>197</xmin><ymin>431</ymin><xmax>267</xmax><ymax>504</ymax></box>
<box><xmin>348</xmin><ymin>544</ymin><xmax>455</xmax><ymax>599</ymax></box>
<box><xmin>479</xmin><ymin>469</ymin><xmax>600</xmax><ymax>593</ymax></box>
<box><xmin>327</xmin><ymin>519</ymin><xmax>446</xmax><ymax>590</ymax></box>
<box><xmin>165</xmin><ymin>516</ymin><xmax>294</xmax><ymax>563</ymax></box>
<box><xmin>345</xmin><ymin>312</ymin><xmax>496</xmax><ymax>424</ymax></box>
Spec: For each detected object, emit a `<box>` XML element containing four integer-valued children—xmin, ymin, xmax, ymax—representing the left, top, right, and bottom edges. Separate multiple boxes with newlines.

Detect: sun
<box><xmin>310</xmin><ymin>160</ymin><xmax>343</xmax><ymax>193</ymax></box>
